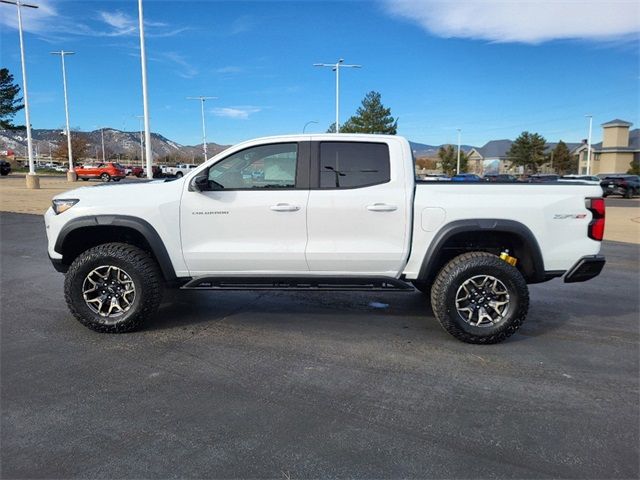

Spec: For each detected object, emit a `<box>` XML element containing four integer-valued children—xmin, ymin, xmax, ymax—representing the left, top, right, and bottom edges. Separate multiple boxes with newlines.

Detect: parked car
<box><xmin>124</xmin><ymin>165</ymin><xmax>144</xmax><ymax>177</ymax></box>
<box><xmin>600</xmin><ymin>175</ymin><xmax>640</xmax><ymax>198</ymax></box>
<box><xmin>0</xmin><ymin>160</ymin><xmax>11</xmax><ymax>176</ymax></box>
<box><xmin>528</xmin><ymin>174</ymin><xmax>560</xmax><ymax>183</ymax></box>
<box><xmin>558</xmin><ymin>175</ymin><xmax>602</xmax><ymax>190</ymax></box>
<box><xmin>451</xmin><ymin>173</ymin><xmax>481</xmax><ymax>182</ymax></box>
<box><xmin>164</xmin><ymin>163</ymin><xmax>199</xmax><ymax>178</ymax></box>
<box><xmin>420</xmin><ymin>174</ymin><xmax>450</xmax><ymax>181</ymax></box>
<box><xmin>483</xmin><ymin>174</ymin><xmax>518</xmax><ymax>183</ymax></box>
<box><xmin>45</xmin><ymin>134</ymin><xmax>605</xmax><ymax>345</ymax></box>
<box><xmin>75</xmin><ymin>162</ymin><xmax>126</xmax><ymax>182</ymax></box>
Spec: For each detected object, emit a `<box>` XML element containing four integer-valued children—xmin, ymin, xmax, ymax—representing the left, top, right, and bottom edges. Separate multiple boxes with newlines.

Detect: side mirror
<box><xmin>192</xmin><ymin>174</ymin><xmax>210</xmax><ymax>191</ymax></box>
<box><xmin>191</xmin><ymin>174</ymin><xmax>224</xmax><ymax>192</ymax></box>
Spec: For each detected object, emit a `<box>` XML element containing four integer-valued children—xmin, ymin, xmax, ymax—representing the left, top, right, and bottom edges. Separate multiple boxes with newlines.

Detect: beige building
<box><xmin>577</xmin><ymin>119</ymin><xmax>639</xmax><ymax>175</ymax></box>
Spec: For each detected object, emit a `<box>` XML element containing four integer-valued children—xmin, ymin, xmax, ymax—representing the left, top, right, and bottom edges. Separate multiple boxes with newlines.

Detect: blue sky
<box><xmin>1</xmin><ymin>0</ymin><xmax>638</xmax><ymax>147</ymax></box>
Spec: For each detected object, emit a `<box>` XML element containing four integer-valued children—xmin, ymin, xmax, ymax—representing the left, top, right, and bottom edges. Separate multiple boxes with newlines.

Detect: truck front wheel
<box><xmin>64</xmin><ymin>243</ymin><xmax>163</xmax><ymax>333</ymax></box>
<box><xmin>430</xmin><ymin>252</ymin><xmax>529</xmax><ymax>344</ymax></box>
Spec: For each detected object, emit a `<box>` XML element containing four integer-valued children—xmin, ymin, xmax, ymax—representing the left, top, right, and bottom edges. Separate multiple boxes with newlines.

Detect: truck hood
<box><xmin>52</xmin><ymin>178</ymin><xmax>182</xmax><ymax>202</ymax></box>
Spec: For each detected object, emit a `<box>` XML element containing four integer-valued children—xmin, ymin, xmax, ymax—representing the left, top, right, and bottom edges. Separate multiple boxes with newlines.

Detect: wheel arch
<box><xmin>418</xmin><ymin>219</ymin><xmax>546</xmax><ymax>285</ymax></box>
<box><xmin>54</xmin><ymin>215</ymin><xmax>177</xmax><ymax>282</ymax></box>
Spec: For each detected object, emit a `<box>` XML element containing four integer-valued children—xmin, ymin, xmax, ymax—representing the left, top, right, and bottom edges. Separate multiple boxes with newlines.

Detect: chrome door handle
<box><xmin>367</xmin><ymin>203</ymin><xmax>397</xmax><ymax>212</ymax></box>
<box><xmin>270</xmin><ymin>203</ymin><xmax>300</xmax><ymax>212</ymax></box>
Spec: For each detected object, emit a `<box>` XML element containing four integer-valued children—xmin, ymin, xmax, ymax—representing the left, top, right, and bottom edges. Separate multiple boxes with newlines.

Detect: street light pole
<box><xmin>2</xmin><ymin>0</ymin><xmax>40</xmax><ymax>188</ymax></box>
<box><xmin>585</xmin><ymin>114</ymin><xmax>593</xmax><ymax>175</ymax></box>
<box><xmin>100</xmin><ymin>127</ymin><xmax>106</xmax><ymax>162</ymax></box>
<box><xmin>313</xmin><ymin>59</ymin><xmax>361</xmax><ymax>133</ymax></box>
<box><xmin>187</xmin><ymin>96</ymin><xmax>216</xmax><ymax>162</ymax></box>
<box><xmin>137</xmin><ymin>0</ymin><xmax>153</xmax><ymax>178</ymax></box>
<box><xmin>456</xmin><ymin>128</ymin><xmax>462</xmax><ymax>175</ymax></box>
<box><xmin>135</xmin><ymin>115</ymin><xmax>144</xmax><ymax>170</ymax></box>
<box><xmin>50</xmin><ymin>50</ymin><xmax>76</xmax><ymax>181</ymax></box>
<box><xmin>303</xmin><ymin>120</ymin><xmax>318</xmax><ymax>133</ymax></box>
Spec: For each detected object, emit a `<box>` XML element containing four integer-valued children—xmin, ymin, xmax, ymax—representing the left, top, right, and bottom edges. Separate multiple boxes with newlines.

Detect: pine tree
<box><xmin>337</xmin><ymin>91</ymin><xmax>398</xmax><ymax>134</ymax></box>
<box><xmin>549</xmin><ymin>140</ymin><xmax>576</xmax><ymax>175</ymax></box>
<box><xmin>0</xmin><ymin>68</ymin><xmax>24</xmax><ymax>130</ymax></box>
<box><xmin>506</xmin><ymin>131</ymin><xmax>547</xmax><ymax>174</ymax></box>
<box><xmin>438</xmin><ymin>144</ymin><xmax>469</xmax><ymax>176</ymax></box>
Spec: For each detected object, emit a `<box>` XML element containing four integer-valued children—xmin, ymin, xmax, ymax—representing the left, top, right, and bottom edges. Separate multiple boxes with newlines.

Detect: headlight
<box><xmin>52</xmin><ymin>199</ymin><xmax>79</xmax><ymax>215</ymax></box>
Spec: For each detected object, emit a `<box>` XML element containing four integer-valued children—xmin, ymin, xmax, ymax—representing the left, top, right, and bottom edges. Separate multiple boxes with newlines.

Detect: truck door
<box><xmin>180</xmin><ymin>142</ymin><xmax>310</xmax><ymax>275</ymax></box>
<box><xmin>305</xmin><ymin>140</ymin><xmax>409</xmax><ymax>276</ymax></box>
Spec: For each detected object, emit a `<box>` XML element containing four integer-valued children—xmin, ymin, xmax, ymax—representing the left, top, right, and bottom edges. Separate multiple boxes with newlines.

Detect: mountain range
<box><xmin>0</xmin><ymin>128</ymin><xmax>475</xmax><ymax>162</ymax></box>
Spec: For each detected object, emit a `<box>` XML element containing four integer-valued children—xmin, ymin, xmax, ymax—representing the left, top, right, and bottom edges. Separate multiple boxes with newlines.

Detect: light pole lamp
<box><xmin>313</xmin><ymin>59</ymin><xmax>361</xmax><ymax>133</ymax></box>
<box><xmin>2</xmin><ymin>0</ymin><xmax>40</xmax><ymax>188</ymax></box>
<box><xmin>50</xmin><ymin>50</ymin><xmax>76</xmax><ymax>181</ymax></box>
<box><xmin>187</xmin><ymin>96</ymin><xmax>216</xmax><ymax>162</ymax></box>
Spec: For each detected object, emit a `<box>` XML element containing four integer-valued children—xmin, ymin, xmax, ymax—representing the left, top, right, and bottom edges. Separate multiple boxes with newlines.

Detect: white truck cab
<box><xmin>44</xmin><ymin>134</ymin><xmax>605</xmax><ymax>343</ymax></box>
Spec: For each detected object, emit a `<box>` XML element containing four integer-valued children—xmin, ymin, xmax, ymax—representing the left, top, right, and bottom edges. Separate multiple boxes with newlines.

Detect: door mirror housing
<box><xmin>191</xmin><ymin>174</ymin><xmax>224</xmax><ymax>192</ymax></box>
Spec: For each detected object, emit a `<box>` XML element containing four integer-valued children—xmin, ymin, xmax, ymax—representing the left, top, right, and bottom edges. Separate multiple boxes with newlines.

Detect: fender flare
<box><xmin>54</xmin><ymin>215</ymin><xmax>177</xmax><ymax>281</ymax></box>
<box><xmin>418</xmin><ymin>219</ymin><xmax>546</xmax><ymax>283</ymax></box>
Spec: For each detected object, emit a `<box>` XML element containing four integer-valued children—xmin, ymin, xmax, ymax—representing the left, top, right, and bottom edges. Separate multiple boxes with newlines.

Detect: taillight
<box><xmin>587</xmin><ymin>198</ymin><xmax>605</xmax><ymax>241</ymax></box>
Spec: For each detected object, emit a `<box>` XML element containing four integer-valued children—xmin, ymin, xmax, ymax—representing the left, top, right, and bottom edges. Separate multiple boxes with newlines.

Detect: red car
<box><xmin>75</xmin><ymin>162</ymin><xmax>126</xmax><ymax>182</ymax></box>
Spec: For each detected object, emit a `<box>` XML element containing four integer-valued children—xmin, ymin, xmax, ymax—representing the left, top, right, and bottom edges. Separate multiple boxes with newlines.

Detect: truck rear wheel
<box><xmin>64</xmin><ymin>243</ymin><xmax>163</xmax><ymax>333</ymax></box>
<box><xmin>430</xmin><ymin>252</ymin><xmax>529</xmax><ymax>344</ymax></box>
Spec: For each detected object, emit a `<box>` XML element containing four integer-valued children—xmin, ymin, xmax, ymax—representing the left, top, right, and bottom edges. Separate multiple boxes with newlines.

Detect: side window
<box><xmin>320</xmin><ymin>142</ymin><xmax>390</xmax><ymax>189</ymax></box>
<box><xmin>208</xmin><ymin>143</ymin><xmax>298</xmax><ymax>190</ymax></box>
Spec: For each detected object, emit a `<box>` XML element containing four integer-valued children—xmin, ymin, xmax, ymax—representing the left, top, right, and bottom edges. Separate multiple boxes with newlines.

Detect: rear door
<box><xmin>180</xmin><ymin>141</ymin><xmax>310</xmax><ymax>275</ymax></box>
<box><xmin>305</xmin><ymin>140</ymin><xmax>409</xmax><ymax>276</ymax></box>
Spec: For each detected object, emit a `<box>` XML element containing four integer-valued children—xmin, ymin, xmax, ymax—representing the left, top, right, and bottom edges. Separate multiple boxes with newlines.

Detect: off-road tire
<box><xmin>411</xmin><ymin>280</ymin><xmax>431</xmax><ymax>295</ymax></box>
<box><xmin>175</xmin><ymin>171</ymin><xmax>183</xmax><ymax>178</ymax></box>
<box><xmin>430</xmin><ymin>251</ymin><xmax>529</xmax><ymax>344</ymax></box>
<box><xmin>100</xmin><ymin>173</ymin><xmax>111</xmax><ymax>182</ymax></box>
<box><xmin>624</xmin><ymin>188</ymin><xmax>633</xmax><ymax>199</ymax></box>
<box><xmin>64</xmin><ymin>243</ymin><xmax>163</xmax><ymax>333</ymax></box>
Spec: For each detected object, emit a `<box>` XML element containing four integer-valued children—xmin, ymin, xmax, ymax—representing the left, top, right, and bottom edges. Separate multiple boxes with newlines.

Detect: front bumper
<box><xmin>564</xmin><ymin>255</ymin><xmax>606</xmax><ymax>283</ymax></box>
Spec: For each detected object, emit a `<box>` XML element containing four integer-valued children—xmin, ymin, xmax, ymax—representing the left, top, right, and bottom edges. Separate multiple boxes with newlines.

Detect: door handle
<box><xmin>270</xmin><ymin>203</ymin><xmax>300</xmax><ymax>212</ymax></box>
<box><xmin>367</xmin><ymin>203</ymin><xmax>397</xmax><ymax>212</ymax></box>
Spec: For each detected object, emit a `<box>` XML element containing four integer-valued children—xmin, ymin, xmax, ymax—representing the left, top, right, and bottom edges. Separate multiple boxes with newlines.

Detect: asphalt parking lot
<box><xmin>1</xmin><ymin>212</ymin><xmax>638</xmax><ymax>479</ymax></box>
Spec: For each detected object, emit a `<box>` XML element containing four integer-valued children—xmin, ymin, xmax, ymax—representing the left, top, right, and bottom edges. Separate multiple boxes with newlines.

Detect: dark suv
<box><xmin>0</xmin><ymin>160</ymin><xmax>11</xmax><ymax>176</ymax></box>
<box><xmin>600</xmin><ymin>175</ymin><xmax>640</xmax><ymax>198</ymax></box>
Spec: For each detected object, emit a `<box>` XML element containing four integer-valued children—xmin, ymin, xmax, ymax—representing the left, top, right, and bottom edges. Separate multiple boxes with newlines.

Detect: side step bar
<box><xmin>181</xmin><ymin>276</ymin><xmax>415</xmax><ymax>292</ymax></box>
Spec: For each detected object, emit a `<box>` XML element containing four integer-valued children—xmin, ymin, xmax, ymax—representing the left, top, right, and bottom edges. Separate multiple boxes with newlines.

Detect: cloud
<box><xmin>161</xmin><ymin>52</ymin><xmax>198</xmax><ymax>79</ymax></box>
<box><xmin>0</xmin><ymin>0</ymin><xmax>60</xmax><ymax>36</ymax></box>
<box><xmin>215</xmin><ymin>66</ymin><xmax>244</xmax><ymax>75</ymax></box>
<box><xmin>382</xmin><ymin>0</ymin><xmax>640</xmax><ymax>44</ymax></box>
<box><xmin>212</xmin><ymin>106</ymin><xmax>261</xmax><ymax>120</ymax></box>
<box><xmin>97</xmin><ymin>10</ymin><xmax>186</xmax><ymax>38</ymax></box>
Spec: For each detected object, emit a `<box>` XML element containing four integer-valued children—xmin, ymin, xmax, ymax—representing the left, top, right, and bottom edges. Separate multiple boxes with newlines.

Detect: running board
<box><xmin>181</xmin><ymin>276</ymin><xmax>415</xmax><ymax>292</ymax></box>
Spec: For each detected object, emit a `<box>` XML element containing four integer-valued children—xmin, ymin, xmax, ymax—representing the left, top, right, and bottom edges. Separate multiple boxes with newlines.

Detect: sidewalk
<box><xmin>1</xmin><ymin>174</ymin><xmax>638</xmax><ymax>243</ymax></box>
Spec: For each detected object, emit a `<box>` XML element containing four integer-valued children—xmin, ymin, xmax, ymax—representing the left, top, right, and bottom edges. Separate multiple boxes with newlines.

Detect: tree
<box><xmin>0</xmin><ymin>68</ymin><xmax>24</xmax><ymax>130</ymax></box>
<box><xmin>328</xmin><ymin>91</ymin><xmax>398</xmax><ymax>134</ymax></box>
<box><xmin>53</xmin><ymin>132</ymin><xmax>89</xmax><ymax>161</ymax></box>
<box><xmin>628</xmin><ymin>159</ymin><xmax>640</xmax><ymax>175</ymax></box>
<box><xmin>548</xmin><ymin>140</ymin><xmax>577</xmax><ymax>175</ymax></box>
<box><xmin>506</xmin><ymin>131</ymin><xmax>547</xmax><ymax>174</ymax></box>
<box><xmin>438</xmin><ymin>144</ymin><xmax>468</xmax><ymax>176</ymax></box>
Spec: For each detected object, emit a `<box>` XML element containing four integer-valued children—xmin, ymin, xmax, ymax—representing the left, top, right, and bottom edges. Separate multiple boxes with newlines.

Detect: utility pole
<box><xmin>456</xmin><ymin>128</ymin><xmax>462</xmax><ymax>175</ymax></box>
<box><xmin>313</xmin><ymin>59</ymin><xmax>361</xmax><ymax>133</ymax></box>
<box><xmin>2</xmin><ymin>0</ymin><xmax>40</xmax><ymax>188</ymax></box>
<box><xmin>137</xmin><ymin>0</ymin><xmax>153</xmax><ymax>178</ymax></box>
<box><xmin>50</xmin><ymin>50</ymin><xmax>76</xmax><ymax>181</ymax></box>
<box><xmin>585</xmin><ymin>114</ymin><xmax>593</xmax><ymax>175</ymax></box>
<box><xmin>187</xmin><ymin>96</ymin><xmax>216</xmax><ymax>162</ymax></box>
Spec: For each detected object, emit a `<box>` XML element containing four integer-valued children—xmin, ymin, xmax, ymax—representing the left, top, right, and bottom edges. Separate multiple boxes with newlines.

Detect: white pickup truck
<box><xmin>45</xmin><ymin>134</ymin><xmax>606</xmax><ymax>344</ymax></box>
<box><xmin>162</xmin><ymin>163</ymin><xmax>199</xmax><ymax>178</ymax></box>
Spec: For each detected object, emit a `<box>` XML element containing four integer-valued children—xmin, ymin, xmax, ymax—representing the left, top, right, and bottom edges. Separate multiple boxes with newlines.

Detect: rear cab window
<box><xmin>319</xmin><ymin>142</ymin><xmax>390</xmax><ymax>189</ymax></box>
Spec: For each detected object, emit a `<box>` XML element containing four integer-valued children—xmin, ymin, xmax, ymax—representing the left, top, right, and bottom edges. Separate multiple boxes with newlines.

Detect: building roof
<box><xmin>601</xmin><ymin>119</ymin><xmax>633</xmax><ymax>128</ymax></box>
<box><xmin>478</xmin><ymin>139</ymin><xmax>512</xmax><ymax>159</ymax></box>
